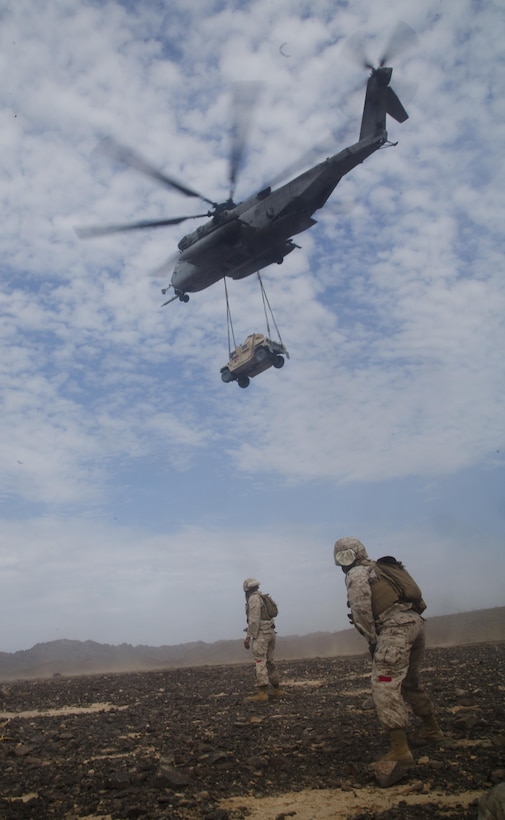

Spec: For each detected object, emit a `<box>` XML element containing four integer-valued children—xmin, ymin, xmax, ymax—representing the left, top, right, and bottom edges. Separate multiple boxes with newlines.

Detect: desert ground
<box><xmin>0</xmin><ymin>642</ymin><xmax>504</xmax><ymax>819</ymax></box>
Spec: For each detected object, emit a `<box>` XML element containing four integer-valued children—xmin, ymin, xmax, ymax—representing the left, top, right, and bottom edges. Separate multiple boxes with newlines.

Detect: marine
<box><xmin>242</xmin><ymin>578</ymin><xmax>284</xmax><ymax>702</ymax></box>
<box><xmin>333</xmin><ymin>536</ymin><xmax>443</xmax><ymax>764</ymax></box>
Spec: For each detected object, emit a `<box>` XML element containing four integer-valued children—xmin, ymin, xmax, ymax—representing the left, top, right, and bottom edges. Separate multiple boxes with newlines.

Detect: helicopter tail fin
<box><xmin>359</xmin><ymin>67</ymin><xmax>408</xmax><ymax>141</ymax></box>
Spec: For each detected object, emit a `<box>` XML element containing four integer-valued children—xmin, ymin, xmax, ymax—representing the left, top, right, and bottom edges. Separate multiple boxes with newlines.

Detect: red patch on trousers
<box><xmin>378</xmin><ymin>675</ymin><xmax>392</xmax><ymax>682</ymax></box>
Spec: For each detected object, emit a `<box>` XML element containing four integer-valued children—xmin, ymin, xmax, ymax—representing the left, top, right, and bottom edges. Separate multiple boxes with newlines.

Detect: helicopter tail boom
<box><xmin>359</xmin><ymin>66</ymin><xmax>408</xmax><ymax>141</ymax></box>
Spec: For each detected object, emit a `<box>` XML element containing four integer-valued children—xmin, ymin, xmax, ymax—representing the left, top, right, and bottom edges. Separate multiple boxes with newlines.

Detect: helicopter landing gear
<box><xmin>175</xmin><ymin>290</ymin><xmax>189</xmax><ymax>302</ymax></box>
<box><xmin>160</xmin><ymin>287</ymin><xmax>189</xmax><ymax>305</ymax></box>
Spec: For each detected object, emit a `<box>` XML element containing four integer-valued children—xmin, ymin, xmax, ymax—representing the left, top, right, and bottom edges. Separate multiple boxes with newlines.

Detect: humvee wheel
<box><xmin>272</xmin><ymin>355</ymin><xmax>284</xmax><ymax>368</ymax></box>
<box><xmin>255</xmin><ymin>347</ymin><xmax>268</xmax><ymax>363</ymax></box>
<box><xmin>221</xmin><ymin>368</ymin><xmax>233</xmax><ymax>383</ymax></box>
<box><xmin>238</xmin><ymin>376</ymin><xmax>250</xmax><ymax>388</ymax></box>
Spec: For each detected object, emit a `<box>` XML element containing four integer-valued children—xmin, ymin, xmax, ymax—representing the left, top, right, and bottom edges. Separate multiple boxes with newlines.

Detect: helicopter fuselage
<box><xmin>78</xmin><ymin>64</ymin><xmax>408</xmax><ymax>301</ymax></box>
<box><xmin>170</xmin><ymin>128</ymin><xmax>387</xmax><ymax>295</ymax></box>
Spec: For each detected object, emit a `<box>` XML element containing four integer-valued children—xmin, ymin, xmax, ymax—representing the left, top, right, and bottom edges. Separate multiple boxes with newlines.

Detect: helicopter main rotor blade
<box><xmin>96</xmin><ymin>137</ymin><xmax>217</xmax><ymax>207</ymax></box>
<box><xmin>229</xmin><ymin>81</ymin><xmax>262</xmax><ymax>201</ymax></box>
<box><xmin>262</xmin><ymin>124</ymin><xmax>352</xmax><ymax>192</ymax></box>
<box><xmin>148</xmin><ymin>251</ymin><xmax>180</xmax><ymax>279</ymax></box>
<box><xmin>75</xmin><ymin>214</ymin><xmax>209</xmax><ymax>239</ymax></box>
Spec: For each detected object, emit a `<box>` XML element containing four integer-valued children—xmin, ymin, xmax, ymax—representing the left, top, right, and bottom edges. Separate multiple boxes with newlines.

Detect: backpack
<box><xmin>370</xmin><ymin>556</ymin><xmax>426</xmax><ymax>618</ymax></box>
<box><xmin>260</xmin><ymin>593</ymin><xmax>278</xmax><ymax>619</ymax></box>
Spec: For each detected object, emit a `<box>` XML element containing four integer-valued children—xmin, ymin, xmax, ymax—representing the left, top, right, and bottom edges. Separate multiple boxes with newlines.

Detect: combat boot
<box><xmin>245</xmin><ymin>686</ymin><xmax>269</xmax><ymax>703</ymax></box>
<box><xmin>411</xmin><ymin>714</ymin><xmax>444</xmax><ymax>744</ymax></box>
<box><xmin>379</xmin><ymin>729</ymin><xmax>415</xmax><ymax>765</ymax></box>
<box><xmin>270</xmin><ymin>686</ymin><xmax>286</xmax><ymax>697</ymax></box>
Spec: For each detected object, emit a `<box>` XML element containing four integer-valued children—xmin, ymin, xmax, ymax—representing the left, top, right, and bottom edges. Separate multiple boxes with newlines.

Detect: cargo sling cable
<box><xmin>223</xmin><ymin>272</ymin><xmax>287</xmax><ymax>358</ymax></box>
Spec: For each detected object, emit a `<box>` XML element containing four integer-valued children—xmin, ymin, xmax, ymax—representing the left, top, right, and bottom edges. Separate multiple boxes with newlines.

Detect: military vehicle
<box><xmin>220</xmin><ymin>333</ymin><xmax>288</xmax><ymax>388</ymax></box>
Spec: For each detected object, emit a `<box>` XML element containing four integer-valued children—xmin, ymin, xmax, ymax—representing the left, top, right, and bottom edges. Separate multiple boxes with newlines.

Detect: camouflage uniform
<box><xmin>245</xmin><ymin>590</ymin><xmax>280</xmax><ymax>689</ymax></box>
<box><xmin>345</xmin><ymin>561</ymin><xmax>436</xmax><ymax>730</ymax></box>
<box><xmin>478</xmin><ymin>782</ymin><xmax>505</xmax><ymax>820</ymax></box>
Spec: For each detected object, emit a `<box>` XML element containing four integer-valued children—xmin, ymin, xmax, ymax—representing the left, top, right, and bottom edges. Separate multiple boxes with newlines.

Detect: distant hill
<box><xmin>0</xmin><ymin>606</ymin><xmax>503</xmax><ymax>680</ymax></box>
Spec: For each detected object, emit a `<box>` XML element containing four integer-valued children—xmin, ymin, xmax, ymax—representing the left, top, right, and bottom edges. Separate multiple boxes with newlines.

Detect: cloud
<box><xmin>0</xmin><ymin>0</ymin><xmax>503</xmax><ymax>650</ymax></box>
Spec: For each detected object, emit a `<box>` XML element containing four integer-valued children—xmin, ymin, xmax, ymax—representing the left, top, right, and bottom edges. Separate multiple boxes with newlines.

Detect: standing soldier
<box><xmin>243</xmin><ymin>578</ymin><xmax>284</xmax><ymax>702</ymax></box>
<box><xmin>333</xmin><ymin>537</ymin><xmax>443</xmax><ymax>764</ymax></box>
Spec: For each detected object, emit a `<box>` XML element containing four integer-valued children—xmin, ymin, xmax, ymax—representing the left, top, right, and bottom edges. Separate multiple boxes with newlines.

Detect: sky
<box><xmin>0</xmin><ymin>0</ymin><xmax>504</xmax><ymax>654</ymax></box>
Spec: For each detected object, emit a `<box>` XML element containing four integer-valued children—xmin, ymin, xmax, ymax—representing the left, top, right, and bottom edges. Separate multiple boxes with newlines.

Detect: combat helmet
<box><xmin>243</xmin><ymin>577</ymin><xmax>260</xmax><ymax>591</ymax></box>
<box><xmin>334</xmin><ymin>537</ymin><xmax>368</xmax><ymax>568</ymax></box>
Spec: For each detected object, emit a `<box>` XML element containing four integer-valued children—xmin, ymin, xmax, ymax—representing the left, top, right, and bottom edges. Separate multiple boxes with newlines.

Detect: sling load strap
<box><xmin>224</xmin><ymin>277</ymin><xmax>236</xmax><ymax>356</ymax></box>
<box><xmin>257</xmin><ymin>271</ymin><xmax>287</xmax><ymax>355</ymax></box>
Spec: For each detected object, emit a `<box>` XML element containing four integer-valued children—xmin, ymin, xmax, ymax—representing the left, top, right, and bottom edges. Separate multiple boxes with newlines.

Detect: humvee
<box><xmin>220</xmin><ymin>333</ymin><xmax>288</xmax><ymax>388</ymax></box>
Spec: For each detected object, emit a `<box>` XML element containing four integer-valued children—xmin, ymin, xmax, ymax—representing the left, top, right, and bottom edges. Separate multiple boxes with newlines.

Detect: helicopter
<box><xmin>77</xmin><ymin>56</ymin><xmax>409</xmax><ymax>305</ymax></box>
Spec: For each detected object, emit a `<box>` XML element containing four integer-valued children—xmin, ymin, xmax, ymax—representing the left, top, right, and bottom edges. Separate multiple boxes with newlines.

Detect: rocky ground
<box><xmin>0</xmin><ymin>642</ymin><xmax>504</xmax><ymax>819</ymax></box>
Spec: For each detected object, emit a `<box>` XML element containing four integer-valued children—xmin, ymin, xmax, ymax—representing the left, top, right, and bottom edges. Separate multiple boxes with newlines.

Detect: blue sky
<box><xmin>0</xmin><ymin>0</ymin><xmax>504</xmax><ymax>652</ymax></box>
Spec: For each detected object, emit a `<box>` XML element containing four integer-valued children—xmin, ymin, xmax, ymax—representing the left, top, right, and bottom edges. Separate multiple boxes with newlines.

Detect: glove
<box><xmin>243</xmin><ymin>637</ymin><xmax>250</xmax><ymax>650</ymax></box>
<box><xmin>369</xmin><ymin>642</ymin><xmax>377</xmax><ymax>659</ymax></box>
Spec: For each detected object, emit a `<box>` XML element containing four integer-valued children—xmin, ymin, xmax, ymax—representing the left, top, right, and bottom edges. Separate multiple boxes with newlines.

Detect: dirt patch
<box><xmin>222</xmin><ymin>785</ymin><xmax>484</xmax><ymax>818</ymax></box>
<box><xmin>0</xmin><ymin>643</ymin><xmax>503</xmax><ymax>819</ymax></box>
<box><xmin>0</xmin><ymin>703</ymin><xmax>126</xmax><ymax>719</ymax></box>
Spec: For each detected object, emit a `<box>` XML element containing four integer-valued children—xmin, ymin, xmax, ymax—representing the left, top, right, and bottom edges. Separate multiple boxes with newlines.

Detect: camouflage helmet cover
<box><xmin>243</xmin><ymin>577</ymin><xmax>260</xmax><ymax>591</ymax></box>
<box><xmin>334</xmin><ymin>537</ymin><xmax>368</xmax><ymax>567</ymax></box>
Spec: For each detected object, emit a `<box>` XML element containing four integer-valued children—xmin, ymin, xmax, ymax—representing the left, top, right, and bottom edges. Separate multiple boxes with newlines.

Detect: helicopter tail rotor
<box><xmin>359</xmin><ymin>65</ymin><xmax>409</xmax><ymax>140</ymax></box>
<box><xmin>342</xmin><ymin>22</ymin><xmax>416</xmax><ymax>139</ymax></box>
<box><xmin>344</xmin><ymin>22</ymin><xmax>418</xmax><ymax>73</ymax></box>
<box><xmin>378</xmin><ymin>21</ymin><xmax>419</xmax><ymax>68</ymax></box>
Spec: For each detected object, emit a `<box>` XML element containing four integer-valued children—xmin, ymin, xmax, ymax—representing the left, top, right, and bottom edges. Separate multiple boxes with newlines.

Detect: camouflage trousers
<box><xmin>372</xmin><ymin>612</ymin><xmax>436</xmax><ymax>730</ymax></box>
<box><xmin>252</xmin><ymin>628</ymin><xmax>279</xmax><ymax>688</ymax></box>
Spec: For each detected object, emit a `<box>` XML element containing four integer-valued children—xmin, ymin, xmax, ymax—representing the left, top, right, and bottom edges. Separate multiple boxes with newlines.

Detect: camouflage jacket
<box><xmin>245</xmin><ymin>591</ymin><xmax>275</xmax><ymax>639</ymax></box>
<box><xmin>345</xmin><ymin>563</ymin><xmax>378</xmax><ymax>645</ymax></box>
<box><xmin>345</xmin><ymin>561</ymin><xmax>419</xmax><ymax>646</ymax></box>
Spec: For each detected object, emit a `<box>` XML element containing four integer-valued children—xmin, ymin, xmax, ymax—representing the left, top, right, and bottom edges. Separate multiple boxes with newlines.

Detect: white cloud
<box><xmin>0</xmin><ymin>0</ymin><xmax>504</xmax><ymax>651</ymax></box>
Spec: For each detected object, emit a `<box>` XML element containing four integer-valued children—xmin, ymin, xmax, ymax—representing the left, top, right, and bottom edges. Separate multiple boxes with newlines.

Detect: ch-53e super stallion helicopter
<box><xmin>77</xmin><ymin>50</ymin><xmax>409</xmax><ymax>305</ymax></box>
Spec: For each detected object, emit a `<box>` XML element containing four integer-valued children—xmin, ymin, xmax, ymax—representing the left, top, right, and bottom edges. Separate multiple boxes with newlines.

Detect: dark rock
<box><xmin>154</xmin><ymin>763</ymin><xmax>191</xmax><ymax>787</ymax></box>
<box><xmin>105</xmin><ymin>771</ymin><xmax>131</xmax><ymax>789</ymax></box>
<box><xmin>0</xmin><ymin>643</ymin><xmax>503</xmax><ymax>819</ymax></box>
<box><xmin>14</xmin><ymin>744</ymin><xmax>35</xmax><ymax>757</ymax></box>
<box><xmin>207</xmin><ymin>750</ymin><xmax>229</xmax><ymax>764</ymax></box>
<box><xmin>269</xmin><ymin>753</ymin><xmax>291</xmax><ymax>770</ymax></box>
<box><xmin>454</xmin><ymin>713</ymin><xmax>478</xmax><ymax>729</ymax></box>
